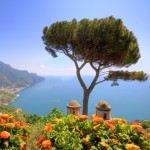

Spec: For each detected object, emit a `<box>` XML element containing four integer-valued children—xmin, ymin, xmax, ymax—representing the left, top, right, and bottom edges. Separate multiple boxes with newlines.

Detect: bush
<box><xmin>37</xmin><ymin>114</ymin><xmax>150</xmax><ymax>150</ymax></box>
<box><xmin>0</xmin><ymin>113</ymin><xmax>30</xmax><ymax>149</ymax></box>
<box><xmin>45</xmin><ymin>107</ymin><xmax>64</xmax><ymax>122</ymax></box>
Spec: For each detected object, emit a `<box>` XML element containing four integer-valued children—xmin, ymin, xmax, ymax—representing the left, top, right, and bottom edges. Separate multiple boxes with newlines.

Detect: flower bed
<box><xmin>0</xmin><ymin>113</ymin><xmax>30</xmax><ymax>149</ymax></box>
<box><xmin>37</xmin><ymin>114</ymin><xmax>150</xmax><ymax>150</ymax></box>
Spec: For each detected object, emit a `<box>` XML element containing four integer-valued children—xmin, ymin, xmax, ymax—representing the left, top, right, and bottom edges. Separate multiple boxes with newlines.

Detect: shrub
<box><xmin>0</xmin><ymin>113</ymin><xmax>30</xmax><ymax>149</ymax></box>
<box><xmin>37</xmin><ymin>114</ymin><xmax>150</xmax><ymax>150</ymax></box>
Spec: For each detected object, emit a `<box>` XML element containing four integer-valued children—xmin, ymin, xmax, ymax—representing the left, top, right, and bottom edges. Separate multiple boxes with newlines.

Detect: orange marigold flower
<box><xmin>91</xmin><ymin>114</ymin><xmax>97</xmax><ymax>120</ymax></box>
<box><xmin>42</xmin><ymin>140</ymin><xmax>51</xmax><ymax>149</ymax></box>
<box><xmin>1</xmin><ymin>114</ymin><xmax>9</xmax><ymax>119</ymax></box>
<box><xmin>130</xmin><ymin>125</ymin><xmax>143</xmax><ymax>129</ymax></box>
<box><xmin>92</xmin><ymin>117</ymin><xmax>103</xmax><ymax>123</ymax></box>
<box><xmin>9</xmin><ymin>116</ymin><xmax>16</xmax><ymax>122</ymax></box>
<box><xmin>5</xmin><ymin>123</ymin><xmax>15</xmax><ymax>127</ymax></box>
<box><xmin>0</xmin><ymin>118</ymin><xmax>6</xmax><ymax>124</ymax></box>
<box><xmin>91</xmin><ymin>114</ymin><xmax>103</xmax><ymax>123</ymax></box>
<box><xmin>125</xmin><ymin>143</ymin><xmax>141</xmax><ymax>150</ymax></box>
<box><xmin>91</xmin><ymin>116</ymin><xmax>103</xmax><ymax>122</ymax></box>
<box><xmin>105</xmin><ymin>121</ymin><xmax>114</xmax><ymax>128</ymax></box>
<box><xmin>37</xmin><ymin>135</ymin><xmax>45</xmax><ymax>146</ymax></box>
<box><xmin>99</xmin><ymin>141</ymin><xmax>109</xmax><ymax>147</ymax></box>
<box><xmin>44</xmin><ymin>122</ymin><xmax>52</xmax><ymax>132</ymax></box>
<box><xmin>15</xmin><ymin>121</ymin><xmax>24</xmax><ymax>127</ymax></box>
<box><xmin>77</xmin><ymin>115</ymin><xmax>88</xmax><ymax>121</ymax></box>
<box><xmin>0</xmin><ymin>131</ymin><xmax>10</xmax><ymax>139</ymax></box>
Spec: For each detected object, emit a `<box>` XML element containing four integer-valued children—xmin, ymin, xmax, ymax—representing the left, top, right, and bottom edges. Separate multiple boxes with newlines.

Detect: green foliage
<box><xmin>1</xmin><ymin>106</ymin><xmax>150</xmax><ymax>149</ymax></box>
<box><xmin>0</xmin><ymin>105</ymin><xmax>43</xmax><ymax>125</ymax></box>
<box><xmin>0</xmin><ymin>105</ymin><xmax>16</xmax><ymax>114</ymax></box>
<box><xmin>106</xmin><ymin>71</ymin><xmax>148</xmax><ymax>86</ymax></box>
<box><xmin>42</xmin><ymin>16</ymin><xmax>140</xmax><ymax>67</ymax></box>
<box><xmin>37</xmin><ymin>115</ymin><xmax>150</xmax><ymax>149</ymax></box>
<box><xmin>24</xmin><ymin>114</ymin><xmax>43</xmax><ymax>125</ymax></box>
<box><xmin>136</xmin><ymin>120</ymin><xmax>150</xmax><ymax>132</ymax></box>
<box><xmin>27</xmin><ymin>122</ymin><xmax>45</xmax><ymax>150</ymax></box>
<box><xmin>45</xmin><ymin>107</ymin><xmax>64</xmax><ymax>122</ymax></box>
<box><xmin>0</xmin><ymin>113</ymin><xmax>30</xmax><ymax>149</ymax></box>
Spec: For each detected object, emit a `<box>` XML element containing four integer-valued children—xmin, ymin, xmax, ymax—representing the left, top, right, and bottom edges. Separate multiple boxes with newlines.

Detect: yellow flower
<box><xmin>99</xmin><ymin>141</ymin><xmax>109</xmax><ymax>148</ymax></box>
<box><xmin>130</xmin><ymin>125</ymin><xmax>143</xmax><ymax>129</ymax></box>
<box><xmin>93</xmin><ymin>124</ymin><xmax>100</xmax><ymax>130</ymax></box>
<box><xmin>109</xmin><ymin>138</ymin><xmax>119</xmax><ymax>145</ymax></box>
<box><xmin>112</xmin><ymin>118</ymin><xmax>127</xmax><ymax>124</ymax></box>
<box><xmin>125</xmin><ymin>143</ymin><xmax>141</xmax><ymax>150</ymax></box>
<box><xmin>54</xmin><ymin>118</ymin><xmax>63</xmax><ymax>122</ymax></box>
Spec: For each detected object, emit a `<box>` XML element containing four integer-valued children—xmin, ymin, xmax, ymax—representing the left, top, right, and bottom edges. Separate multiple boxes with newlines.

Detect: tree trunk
<box><xmin>74</xmin><ymin>61</ymin><xmax>100</xmax><ymax>116</ymax></box>
<box><xmin>82</xmin><ymin>91</ymin><xmax>90</xmax><ymax>115</ymax></box>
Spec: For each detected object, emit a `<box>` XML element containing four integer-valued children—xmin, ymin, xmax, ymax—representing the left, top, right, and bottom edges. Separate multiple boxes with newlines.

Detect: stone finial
<box><xmin>67</xmin><ymin>100</ymin><xmax>80</xmax><ymax>116</ymax></box>
<box><xmin>96</xmin><ymin>100</ymin><xmax>111</xmax><ymax>111</ymax></box>
<box><xmin>96</xmin><ymin>100</ymin><xmax>112</xmax><ymax>120</ymax></box>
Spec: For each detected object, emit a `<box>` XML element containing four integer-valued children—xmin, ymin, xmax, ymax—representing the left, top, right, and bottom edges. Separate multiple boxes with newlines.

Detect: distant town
<box><xmin>0</xmin><ymin>86</ymin><xmax>26</xmax><ymax>93</ymax></box>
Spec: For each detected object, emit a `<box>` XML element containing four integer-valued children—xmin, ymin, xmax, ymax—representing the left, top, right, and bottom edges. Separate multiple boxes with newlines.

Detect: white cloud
<box><xmin>39</xmin><ymin>64</ymin><xmax>47</xmax><ymax>69</ymax></box>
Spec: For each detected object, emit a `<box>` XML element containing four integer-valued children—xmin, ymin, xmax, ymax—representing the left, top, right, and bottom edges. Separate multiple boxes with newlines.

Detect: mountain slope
<box><xmin>0</xmin><ymin>61</ymin><xmax>44</xmax><ymax>88</ymax></box>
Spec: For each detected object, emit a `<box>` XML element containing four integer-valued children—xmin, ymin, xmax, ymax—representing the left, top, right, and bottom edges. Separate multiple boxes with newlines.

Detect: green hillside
<box><xmin>0</xmin><ymin>61</ymin><xmax>44</xmax><ymax>88</ymax></box>
<box><xmin>0</xmin><ymin>90</ymin><xmax>16</xmax><ymax>104</ymax></box>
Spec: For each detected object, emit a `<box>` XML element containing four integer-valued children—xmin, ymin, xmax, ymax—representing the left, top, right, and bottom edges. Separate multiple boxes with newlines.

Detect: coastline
<box><xmin>0</xmin><ymin>79</ymin><xmax>45</xmax><ymax>106</ymax></box>
<box><xmin>0</xmin><ymin>86</ymin><xmax>29</xmax><ymax>106</ymax></box>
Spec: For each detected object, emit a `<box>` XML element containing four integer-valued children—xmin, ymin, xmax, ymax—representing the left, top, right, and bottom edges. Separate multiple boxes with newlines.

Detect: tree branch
<box><xmin>89</xmin><ymin>63</ymin><xmax>97</xmax><ymax>72</ymax></box>
<box><xmin>62</xmin><ymin>48</ymin><xmax>88</xmax><ymax>91</ymax></box>
<box><xmin>79</xmin><ymin>60</ymin><xmax>88</xmax><ymax>70</ymax></box>
<box><xmin>95</xmin><ymin>79</ymin><xmax>107</xmax><ymax>85</ymax></box>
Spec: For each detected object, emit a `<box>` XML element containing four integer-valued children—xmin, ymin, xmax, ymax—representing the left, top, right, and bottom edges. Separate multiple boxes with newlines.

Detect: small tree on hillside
<box><xmin>42</xmin><ymin>16</ymin><xmax>148</xmax><ymax>115</ymax></box>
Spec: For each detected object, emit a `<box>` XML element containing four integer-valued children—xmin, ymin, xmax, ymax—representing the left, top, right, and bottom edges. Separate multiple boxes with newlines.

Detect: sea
<box><xmin>10</xmin><ymin>76</ymin><xmax>150</xmax><ymax>122</ymax></box>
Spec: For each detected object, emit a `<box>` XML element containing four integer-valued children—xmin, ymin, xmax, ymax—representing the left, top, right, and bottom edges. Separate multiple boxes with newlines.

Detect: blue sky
<box><xmin>0</xmin><ymin>0</ymin><xmax>150</xmax><ymax>76</ymax></box>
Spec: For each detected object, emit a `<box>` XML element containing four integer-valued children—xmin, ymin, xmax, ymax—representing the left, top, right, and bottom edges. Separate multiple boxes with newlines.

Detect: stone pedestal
<box><xmin>67</xmin><ymin>100</ymin><xmax>80</xmax><ymax>116</ymax></box>
<box><xmin>96</xmin><ymin>100</ymin><xmax>111</xmax><ymax>120</ymax></box>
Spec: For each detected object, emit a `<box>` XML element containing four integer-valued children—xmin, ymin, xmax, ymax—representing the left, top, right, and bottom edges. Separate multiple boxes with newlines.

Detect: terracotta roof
<box><xmin>67</xmin><ymin>100</ymin><xmax>80</xmax><ymax>107</ymax></box>
<box><xmin>96</xmin><ymin>100</ymin><xmax>111</xmax><ymax>110</ymax></box>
